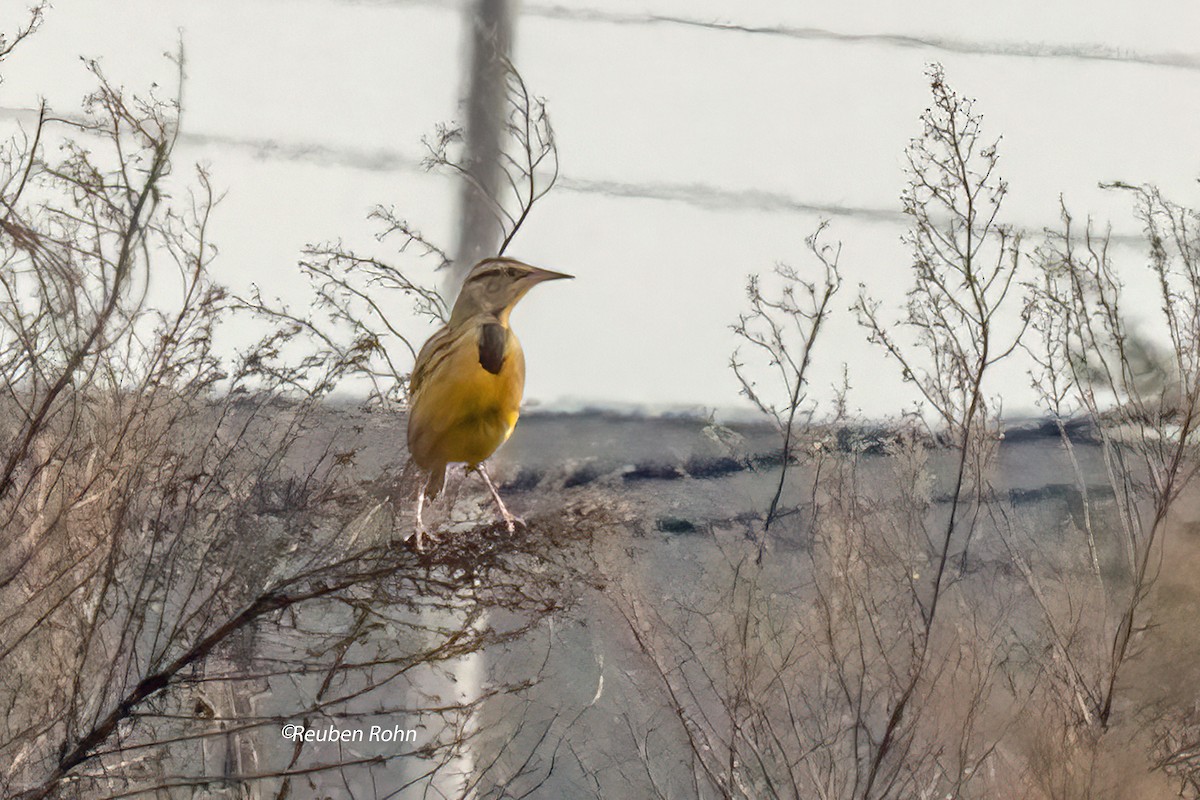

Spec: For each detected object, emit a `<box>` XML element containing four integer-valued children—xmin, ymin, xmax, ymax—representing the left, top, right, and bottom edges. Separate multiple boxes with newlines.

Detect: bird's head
<box><xmin>450</xmin><ymin>257</ymin><xmax>573</xmax><ymax>324</ymax></box>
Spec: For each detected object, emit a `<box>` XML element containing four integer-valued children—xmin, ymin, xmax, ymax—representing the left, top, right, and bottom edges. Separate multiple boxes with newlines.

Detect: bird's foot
<box><xmin>407</xmin><ymin>525</ymin><xmax>440</xmax><ymax>553</ymax></box>
<box><xmin>411</xmin><ymin>481</ymin><xmax>436</xmax><ymax>552</ymax></box>
<box><xmin>498</xmin><ymin>511</ymin><xmax>526</xmax><ymax>535</ymax></box>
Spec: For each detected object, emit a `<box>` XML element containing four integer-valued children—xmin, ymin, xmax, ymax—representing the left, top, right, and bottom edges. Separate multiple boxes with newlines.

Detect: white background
<box><xmin>2</xmin><ymin>0</ymin><xmax>1198</xmax><ymax>419</ymax></box>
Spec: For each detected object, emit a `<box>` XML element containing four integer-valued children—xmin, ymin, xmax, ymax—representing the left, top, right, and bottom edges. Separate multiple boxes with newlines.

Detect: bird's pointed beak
<box><xmin>529</xmin><ymin>266</ymin><xmax>574</xmax><ymax>282</ymax></box>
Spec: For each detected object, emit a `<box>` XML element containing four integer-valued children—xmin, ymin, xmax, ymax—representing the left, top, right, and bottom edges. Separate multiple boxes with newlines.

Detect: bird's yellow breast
<box><xmin>407</xmin><ymin>323</ymin><xmax>525</xmax><ymax>469</ymax></box>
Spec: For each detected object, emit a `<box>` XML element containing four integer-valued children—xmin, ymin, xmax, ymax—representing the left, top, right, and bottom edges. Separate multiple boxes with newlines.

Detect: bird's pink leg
<box><xmin>412</xmin><ymin>476</ymin><xmax>435</xmax><ymax>551</ymax></box>
<box><xmin>476</xmin><ymin>463</ymin><xmax>523</xmax><ymax>533</ymax></box>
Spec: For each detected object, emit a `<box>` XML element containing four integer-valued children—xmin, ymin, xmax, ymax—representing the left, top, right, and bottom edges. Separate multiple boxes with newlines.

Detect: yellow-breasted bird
<box><xmin>406</xmin><ymin>256</ymin><xmax>572</xmax><ymax>548</ymax></box>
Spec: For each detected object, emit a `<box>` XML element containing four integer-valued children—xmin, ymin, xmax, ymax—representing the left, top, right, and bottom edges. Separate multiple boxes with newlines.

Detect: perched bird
<box><xmin>406</xmin><ymin>256</ymin><xmax>572</xmax><ymax>548</ymax></box>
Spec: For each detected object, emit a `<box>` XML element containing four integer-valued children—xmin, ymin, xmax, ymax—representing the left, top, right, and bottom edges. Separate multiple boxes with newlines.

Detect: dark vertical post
<box><xmin>449</xmin><ymin>0</ymin><xmax>514</xmax><ymax>300</ymax></box>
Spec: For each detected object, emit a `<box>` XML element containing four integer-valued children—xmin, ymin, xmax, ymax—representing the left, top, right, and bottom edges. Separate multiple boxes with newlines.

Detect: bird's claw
<box><xmin>407</xmin><ymin>526</ymin><xmax>439</xmax><ymax>552</ymax></box>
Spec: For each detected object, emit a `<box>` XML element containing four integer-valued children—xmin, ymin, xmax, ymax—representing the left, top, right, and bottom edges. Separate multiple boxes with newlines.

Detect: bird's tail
<box><xmin>424</xmin><ymin>462</ymin><xmax>446</xmax><ymax>499</ymax></box>
<box><xmin>395</xmin><ymin>458</ymin><xmax>447</xmax><ymax>500</ymax></box>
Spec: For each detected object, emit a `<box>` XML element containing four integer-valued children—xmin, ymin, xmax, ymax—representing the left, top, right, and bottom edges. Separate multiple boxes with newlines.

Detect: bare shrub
<box><xmin>731</xmin><ymin>221</ymin><xmax>841</xmax><ymax>553</ymax></box>
<box><xmin>0</xmin><ymin>32</ymin><xmax>593</xmax><ymax>800</ymax></box>
<box><xmin>848</xmin><ymin>62</ymin><xmax>1028</xmax><ymax>792</ymax></box>
<box><xmin>1019</xmin><ymin>182</ymin><xmax>1200</xmax><ymax>780</ymax></box>
<box><xmin>602</xmin><ymin>64</ymin><xmax>1030</xmax><ymax>800</ymax></box>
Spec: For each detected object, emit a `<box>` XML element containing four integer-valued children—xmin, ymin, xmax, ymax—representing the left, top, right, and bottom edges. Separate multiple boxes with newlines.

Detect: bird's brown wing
<box><xmin>408</xmin><ymin>323</ymin><xmax>455</xmax><ymax>398</ymax></box>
